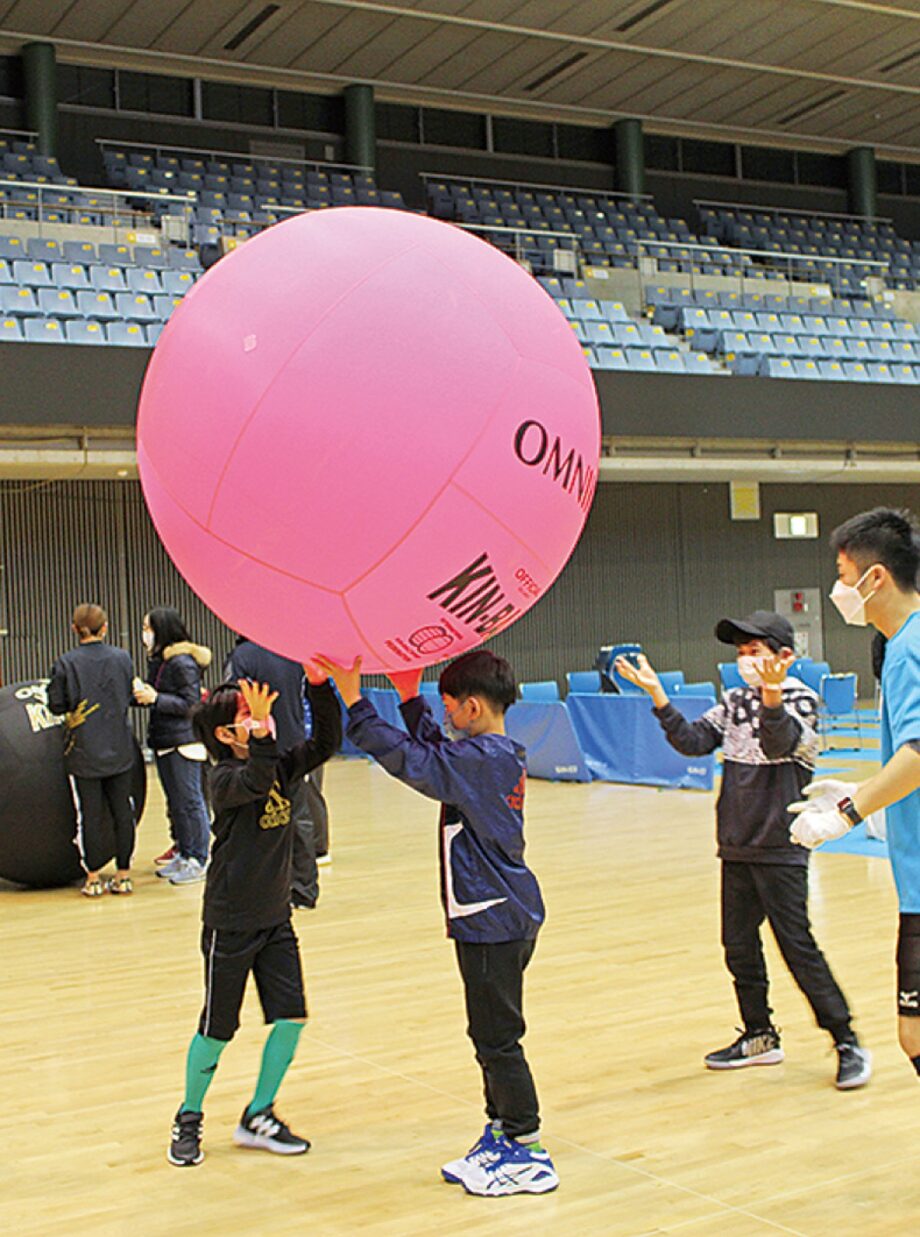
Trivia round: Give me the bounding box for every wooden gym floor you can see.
[2,750,916,1237]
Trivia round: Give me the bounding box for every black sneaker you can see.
[168,1108,204,1167]
[233,1104,310,1155]
[835,1042,872,1090]
[705,1027,784,1069]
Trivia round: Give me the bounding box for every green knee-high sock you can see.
[181,1033,228,1113]
[247,1020,304,1116]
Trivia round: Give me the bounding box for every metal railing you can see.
[423,170,652,204]
[0,178,195,243]
[96,137,372,178]
[695,197,894,226]
[455,220,580,273]
[636,237,889,303]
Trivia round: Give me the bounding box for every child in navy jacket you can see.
[316,649,557,1198]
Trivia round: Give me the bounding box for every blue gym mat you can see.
[819,822,889,859]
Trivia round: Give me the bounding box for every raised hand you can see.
[387,667,424,702]
[759,650,796,689]
[302,659,329,686]
[615,653,667,706]
[314,655,363,707]
[239,679,279,724]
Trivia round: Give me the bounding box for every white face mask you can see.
[737,654,766,688]
[829,565,880,627]
[142,629,155,651]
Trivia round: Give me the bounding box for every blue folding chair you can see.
[718,661,745,690]
[818,672,861,749]
[565,670,600,694]
[519,681,560,703]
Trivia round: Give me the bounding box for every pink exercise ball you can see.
[137,207,599,672]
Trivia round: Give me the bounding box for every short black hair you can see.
[830,507,920,592]
[438,649,517,713]
[191,682,242,760]
[146,606,192,655]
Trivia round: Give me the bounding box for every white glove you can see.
[793,779,858,814]
[789,807,851,850]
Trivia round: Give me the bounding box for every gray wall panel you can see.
[3,479,920,702]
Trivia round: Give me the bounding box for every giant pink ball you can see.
[137,207,599,672]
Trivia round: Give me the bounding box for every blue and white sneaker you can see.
[441,1123,501,1184]
[461,1133,559,1196]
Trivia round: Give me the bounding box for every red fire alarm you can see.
[792,591,806,613]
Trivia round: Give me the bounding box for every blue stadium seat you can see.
[0,316,23,340]
[134,245,169,268]
[98,243,136,267]
[13,260,52,287]
[23,317,65,343]
[26,238,62,263]
[107,321,149,346]
[585,320,616,346]
[50,262,91,290]
[819,360,847,380]
[0,258,12,284]
[76,291,119,321]
[65,319,107,345]
[571,298,606,321]
[867,362,895,382]
[90,266,128,292]
[0,236,26,261]
[625,347,657,371]
[655,350,686,373]
[762,356,796,378]
[843,361,871,381]
[126,268,163,295]
[161,270,196,295]
[794,359,822,379]
[37,288,81,319]
[683,352,713,374]
[594,346,630,370]
[1,286,41,316]
[115,293,158,323]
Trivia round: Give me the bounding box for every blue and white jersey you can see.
[346,695,544,944]
[881,610,920,912]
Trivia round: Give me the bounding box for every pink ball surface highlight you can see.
[137,207,599,672]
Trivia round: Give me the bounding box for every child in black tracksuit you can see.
[616,610,871,1091]
[48,602,137,897]
[167,670,340,1169]
[316,648,558,1199]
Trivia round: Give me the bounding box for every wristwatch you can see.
[836,796,863,828]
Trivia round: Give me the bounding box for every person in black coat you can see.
[224,636,327,908]
[48,602,137,897]
[134,607,212,885]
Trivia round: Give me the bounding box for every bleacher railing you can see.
[636,238,888,301]
[457,220,580,273]
[694,197,894,226]
[0,178,195,243]
[422,170,652,204]
[96,137,373,180]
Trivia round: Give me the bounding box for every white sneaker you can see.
[441,1124,501,1184]
[169,857,206,885]
[156,855,184,879]
[460,1134,559,1196]
[316,853,332,867]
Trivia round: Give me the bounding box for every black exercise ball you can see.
[0,680,147,888]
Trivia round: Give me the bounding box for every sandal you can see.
[81,879,105,898]
[107,876,133,895]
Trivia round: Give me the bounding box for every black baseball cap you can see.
[715,610,795,652]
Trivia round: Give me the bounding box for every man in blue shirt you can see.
[789,508,920,1081]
